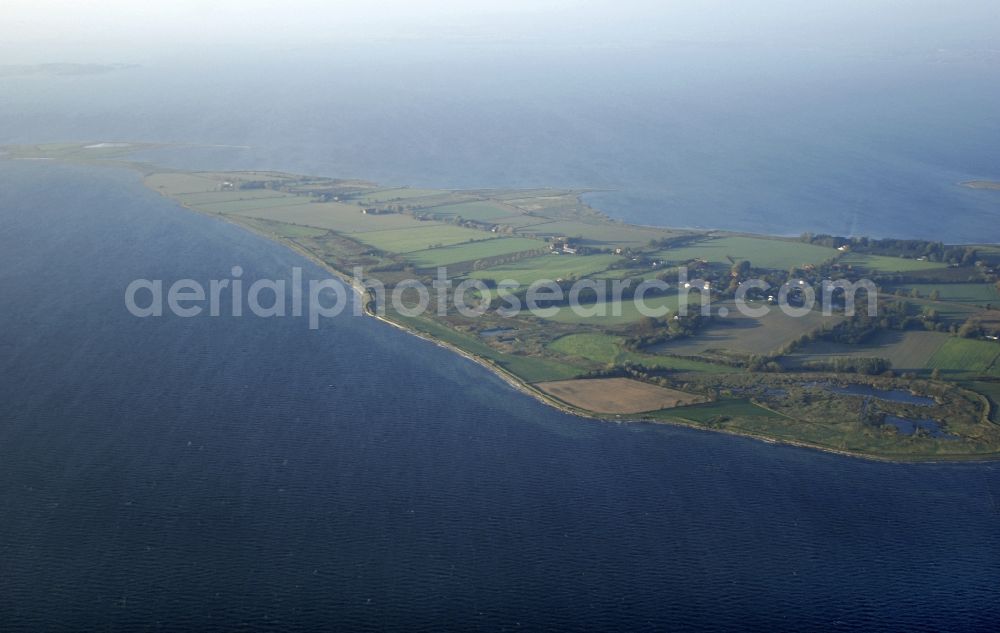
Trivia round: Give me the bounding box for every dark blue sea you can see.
[1,160,999,631]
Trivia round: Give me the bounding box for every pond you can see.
[883,415,956,439]
[805,382,936,406]
[479,327,517,338]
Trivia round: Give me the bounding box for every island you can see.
[7,141,1000,461]
[961,180,1000,191]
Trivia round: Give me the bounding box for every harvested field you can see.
[535,377,704,413]
[649,306,842,356]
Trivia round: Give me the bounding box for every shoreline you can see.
[7,144,1000,463]
[176,198,1000,464]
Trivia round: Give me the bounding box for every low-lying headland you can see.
[961,180,1000,191]
[7,141,1000,461]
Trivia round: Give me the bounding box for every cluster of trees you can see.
[801,357,892,375]
[800,233,978,265]
[240,179,289,190]
[646,235,703,250]
[894,287,944,300]
[579,362,713,397]
[471,248,548,273]
[624,314,709,349]
[957,317,1000,339]
[818,300,940,344]
[746,355,783,372]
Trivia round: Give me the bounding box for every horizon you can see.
[3,1,1000,62]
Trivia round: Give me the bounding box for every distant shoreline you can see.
[960,180,1000,191]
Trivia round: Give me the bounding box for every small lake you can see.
[806,382,936,406]
[884,416,956,439]
[479,327,517,338]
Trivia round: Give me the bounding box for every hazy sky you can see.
[2,0,999,62]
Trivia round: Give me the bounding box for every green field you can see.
[174,189,290,205]
[656,236,838,270]
[654,399,783,423]
[146,172,222,194]
[927,338,1000,376]
[965,381,1000,421]
[548,333,734,373]
[890,283,1000,305]
[424,200,521,221]
[354,187,449,204]
[840,253,948,273]
[224,201,429,233]
[194,195,312,213]
[544,294,684,326]
[353,224,499,253]
[516,220,675,247]
[404,237,545,267]
[263,221,330,238]
[788,330,949,371]
[974,245,1000,266]
[907,297,981,325]
[470,253,619,285]
[489,215,557,229]
[592,268,665,281]
[501,192,577,208]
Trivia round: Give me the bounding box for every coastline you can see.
[175,197,1000,464]
[6,143,1000,463]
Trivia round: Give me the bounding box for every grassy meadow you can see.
[468,254,620,285]
[656,236,837,270]
[927,338,1000,377]
[840,253,949,273]
[787,330,949,372]
[547,333,734,374]
[404,237,545,268]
